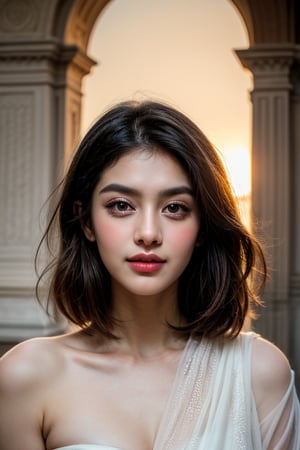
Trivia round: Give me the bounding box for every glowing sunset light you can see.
[221,147,251,198]
[81,0,252,225]
[220,146,251,226]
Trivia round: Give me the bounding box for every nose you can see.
[134,208,162,247]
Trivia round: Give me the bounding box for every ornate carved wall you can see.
[0,0,96,349]
[0,0,299,389]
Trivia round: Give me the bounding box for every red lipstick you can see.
[127,253,166,273]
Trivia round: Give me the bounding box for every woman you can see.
[0,101,299,450]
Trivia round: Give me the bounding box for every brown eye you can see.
[105,199,135,216]
[167,203,181,213]
[163,202,190,219]
[116,201,130,211]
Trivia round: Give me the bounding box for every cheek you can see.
[96,221,118,240]
[93,218,130,249]
[168,224,199,255]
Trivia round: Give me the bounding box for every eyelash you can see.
[105,199,191,219]
[163,202,191,218]
[105,199,135,216]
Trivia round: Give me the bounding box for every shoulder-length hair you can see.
[36,100,267,339]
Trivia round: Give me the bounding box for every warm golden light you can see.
[221,147,251,227]
[81,0,252,226]
[222,147,251,198]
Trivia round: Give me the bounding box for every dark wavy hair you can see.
[36,100,267,339]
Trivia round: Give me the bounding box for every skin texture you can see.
[83,149,200,309]
[0,149,292,450]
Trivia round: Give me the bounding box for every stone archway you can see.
[0,0,299,390]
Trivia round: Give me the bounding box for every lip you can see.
[127,253,166,273]
[127,253,165,262]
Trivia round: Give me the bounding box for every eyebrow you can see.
[99,183,194,198]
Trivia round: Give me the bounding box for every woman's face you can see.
[83,149,200,299]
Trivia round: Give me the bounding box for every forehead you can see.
[98,148,191,187]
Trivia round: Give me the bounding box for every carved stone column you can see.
[236,45,297,368]
[290,50,300,389]
[0,38,95,347]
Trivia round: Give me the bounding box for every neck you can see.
[109,287,186,358]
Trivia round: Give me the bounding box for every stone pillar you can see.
[236,45,298,379]
[290,51,300,389]
[0,39,95,348]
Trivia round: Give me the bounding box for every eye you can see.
[166,203,181,213]
[163,202,190,218]
[105,199,135,216]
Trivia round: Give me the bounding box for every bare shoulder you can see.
[0,336,69,449]
[251,335,292,420]
[0,335,65,393]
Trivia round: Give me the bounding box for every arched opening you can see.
[79,0,252,224]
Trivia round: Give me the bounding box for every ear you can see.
[73,201,96,242]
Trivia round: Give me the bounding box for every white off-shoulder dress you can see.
[54,333,300,450]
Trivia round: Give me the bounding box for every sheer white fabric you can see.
[153,333,300,450]
[54,333,300,450]
[259,370,299,449]
[54,446,123,450]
